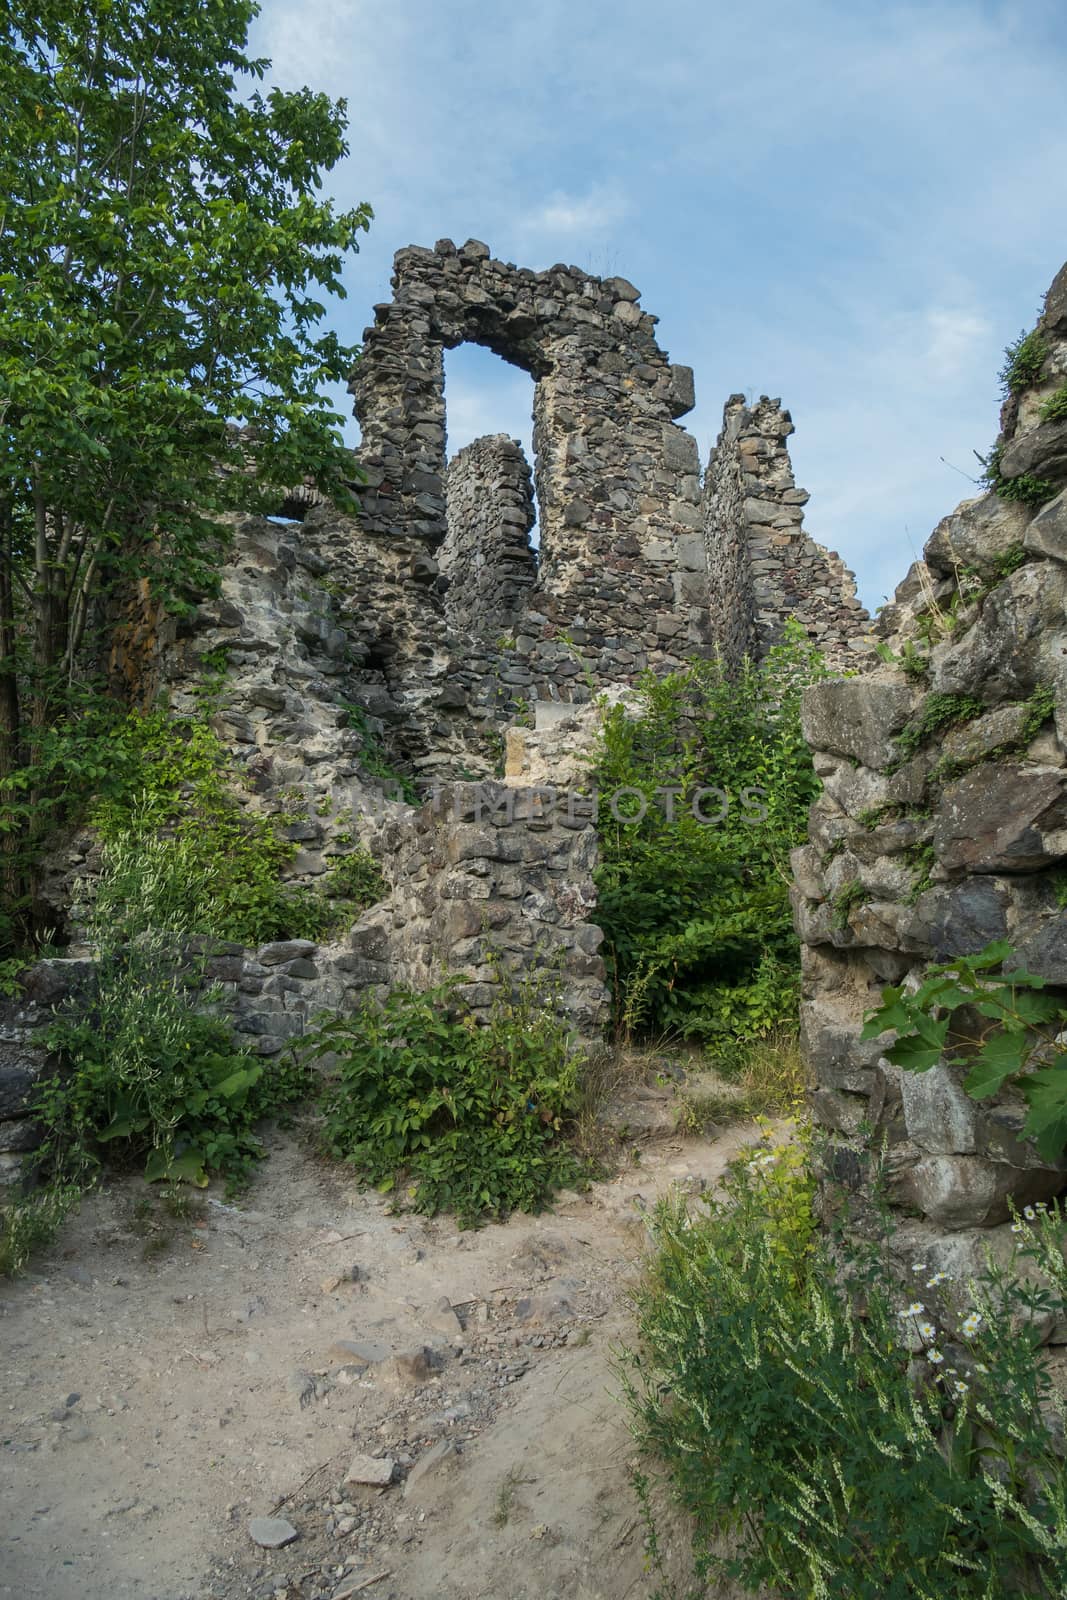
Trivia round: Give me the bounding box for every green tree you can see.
[0,0,371,937]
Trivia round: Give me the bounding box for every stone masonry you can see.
[793,259,1067,1274]
[703,395,872,671]
[440,434,538,642]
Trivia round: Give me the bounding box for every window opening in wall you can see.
[443,343,540,553]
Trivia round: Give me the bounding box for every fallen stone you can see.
[325,1340,371,1368]
[425,1297,463,1340]
[248,1516,299,1549]
[403,1439,459,1500]
[344,1454,395,1488]
[380,1345,442,1388]
[514,1287,575,1326]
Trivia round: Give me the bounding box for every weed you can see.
[0,1183,80,1276]
[493,1466,534,1527]
[1000,328,1049,397]
[623,1131,1067,1596]
[593,623,825,1042]
[1039,383,1067,425]
[831,878,866,930]
[307,969,585,1227]
[892,692,985,765]
[863,938,1067,1161]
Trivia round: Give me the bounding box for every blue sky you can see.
[251,0,1067,610]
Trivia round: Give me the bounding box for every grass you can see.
[675,1030,808,1133]
[492,1465,535,1528]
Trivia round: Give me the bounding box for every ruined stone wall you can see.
[349,239,710,702]
[794,260,1067,1268]
[703,395,871,671]
[440,434,537,641]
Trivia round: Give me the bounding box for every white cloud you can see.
[922,308,994,383]
[521,186,630,240]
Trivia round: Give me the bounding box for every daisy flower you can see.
[898,1302,925,1319]
[961,1312,982,1339]
[927,1348,945,1365]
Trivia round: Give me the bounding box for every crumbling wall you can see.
[349,238,710,702]
[793,259,1067,1268]
[440,434,537,640]
[703,395,871,671]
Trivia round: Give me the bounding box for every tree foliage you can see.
[0,0,371,938]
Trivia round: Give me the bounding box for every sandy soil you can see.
[0,1095,757,1600]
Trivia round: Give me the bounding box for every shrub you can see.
[37,930,310,1195]
[623,1131,1067,1597]
[592,625,825,1041]
[307,973,584,1227]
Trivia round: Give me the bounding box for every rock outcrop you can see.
[794,259,1067,1268]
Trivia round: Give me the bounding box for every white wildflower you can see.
[952,1379,969,1399]
[917,1321,937,1342]
[1024,1206,1037,1221]
[912,1263,928,1274]
[899,1302,925,1318]
[1011,1223,1024,1234]
[961,1312,982,1339]
[925,1272,949,1289]
[928,1348,945,1365]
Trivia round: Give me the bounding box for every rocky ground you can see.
[0,1078,757,1600]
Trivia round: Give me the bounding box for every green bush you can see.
[592,625,825,1041]
[37,930,309,1196]
[307,974,584,1227]
[623,1129,1067,1597]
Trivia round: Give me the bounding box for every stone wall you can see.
[703,395,871,671]
[793,259,1067,1265]
[349,239,711,702]
[440,434,538,641]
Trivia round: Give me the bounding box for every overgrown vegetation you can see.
[980,442,1058,510]
[592,625,825,1042]
[864,938,1067,1162]
[0,914,312,1272]
[625,1127,1067,1597]
[38,930,309,1194]
[1000,329,1049,397]
[80,706,385,946]
[892,691,985,765]
[1039,384,1067,425]
[306,970,585,1227]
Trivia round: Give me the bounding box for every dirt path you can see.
[0,1112,754,1600]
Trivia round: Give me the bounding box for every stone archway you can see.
[348,239,713,693]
